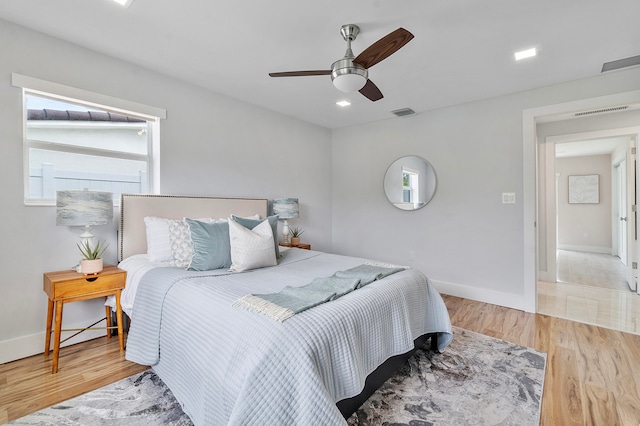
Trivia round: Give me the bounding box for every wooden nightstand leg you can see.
[44,298,54,356]
[52,301,64,374]
[105,304,112,340]
[115,290,124,351]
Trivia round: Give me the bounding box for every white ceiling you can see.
[556,137,630,158]
[1,0,639,129]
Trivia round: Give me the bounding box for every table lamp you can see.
[272,198,299,244]
[56,189,114,245]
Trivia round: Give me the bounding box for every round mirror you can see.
[383,156,437,210]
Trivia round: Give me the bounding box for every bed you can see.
[114,194,453,425]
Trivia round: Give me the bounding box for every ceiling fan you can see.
[269,24,414,102]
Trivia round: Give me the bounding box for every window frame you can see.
[13,74,165,206]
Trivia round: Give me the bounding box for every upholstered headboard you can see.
[118,194,269,261]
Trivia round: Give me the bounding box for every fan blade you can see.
[269,70,331,77]
[359,79,383,101]
[353,28,414,69]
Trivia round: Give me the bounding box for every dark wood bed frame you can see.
[117,194,440,420]
[337,333,438,418]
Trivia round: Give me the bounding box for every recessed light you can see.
[112,0,134,7]
[336,100,351,107]
[515,47,537,61]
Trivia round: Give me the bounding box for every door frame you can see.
[541,130,636,287]
[615,157,627,264]
[629,135,639,293]
[522,89,640,313]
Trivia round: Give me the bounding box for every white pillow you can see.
[228,218,277,272]
[144,217,173,263]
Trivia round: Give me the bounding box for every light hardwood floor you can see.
[2,295,640,424]
[0,336,148,423]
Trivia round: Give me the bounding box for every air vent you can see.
[391,108,416,117]
[602,55,640,73]
[574,106,629,117]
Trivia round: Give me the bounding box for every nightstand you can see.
[43,265,126,373]
[279,242,311,250]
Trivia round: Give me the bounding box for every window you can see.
[402,167,420,204]
[13,74,165,205]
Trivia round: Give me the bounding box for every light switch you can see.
[502,192,516,204]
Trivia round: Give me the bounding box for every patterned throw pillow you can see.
[168,219,194,269]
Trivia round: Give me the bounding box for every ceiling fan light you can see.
[332,74,367,92]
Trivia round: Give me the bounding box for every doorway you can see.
[550,134,635,293]
[537,129,640,334]
[522,91,640,335]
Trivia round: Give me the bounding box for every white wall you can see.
[556,155,612,252]
[331,66,640,310]
[0,18,332,363]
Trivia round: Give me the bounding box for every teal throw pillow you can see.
[185,219,231,271]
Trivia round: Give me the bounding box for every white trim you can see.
[18,80,161,204]
[546,126,640,145]
[522,108,538,313]
[0,323,105,365]
[27,139,149,162]
[538,143,557,283]
[11,73,166,120]
[523,89,640,314]
[432,279,524,311]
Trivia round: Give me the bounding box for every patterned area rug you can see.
[10,327,546,426]
[348,328,546,425]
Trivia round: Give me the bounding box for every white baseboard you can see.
[558,244,612,255]
[0,326,106,365]
[432,279,525,311]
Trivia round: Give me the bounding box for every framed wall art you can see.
[568,174,599,204]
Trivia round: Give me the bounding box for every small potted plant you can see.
[289,227,304,246]
[77,240,109,275]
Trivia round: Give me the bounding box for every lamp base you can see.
[282,219,290,244]
[79,226,95,246]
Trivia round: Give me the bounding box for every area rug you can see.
[9,327,546,425]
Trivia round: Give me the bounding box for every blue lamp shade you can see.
[272,198,299,219]
[56,190,113,227]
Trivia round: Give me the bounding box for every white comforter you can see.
[123,249,453,425]
[105,254,172,316]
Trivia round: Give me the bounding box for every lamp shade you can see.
[272,198,299,219]
[332,73,367,92]
[56,190,113,227]
[331,58,368,93]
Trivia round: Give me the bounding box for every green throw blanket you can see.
[233,263,406,322]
